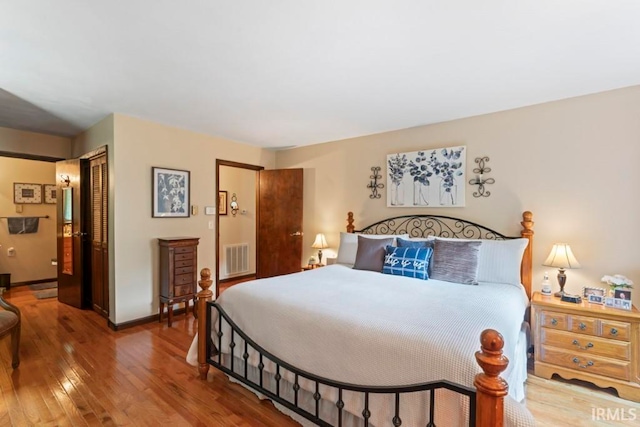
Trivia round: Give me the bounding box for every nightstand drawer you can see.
[174,273,193,285]
[540,345,630,381]
[570,315,597,336]
[600,319,631,342]
[540,311,568,330]
[541,328,631,360]
[175,259,192,268]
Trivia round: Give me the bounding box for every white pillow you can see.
[336,232,408,266]
[435,237,529,286]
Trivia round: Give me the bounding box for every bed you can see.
[188,211,536,427]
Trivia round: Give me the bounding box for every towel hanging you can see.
[7,217,40,234]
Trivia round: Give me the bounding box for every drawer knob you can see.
[572,339,594,350]
[578,322,587,330]
[610,328,618,336]
[551,318,558,326]
[572,357,594,369]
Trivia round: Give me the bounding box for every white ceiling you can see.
[1,1,639,148]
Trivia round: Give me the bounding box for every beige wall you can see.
[112,114,275,323]
[219,166,257,279]
[0,126,71,159]
[276,85,640,307]
[0,157,57,283]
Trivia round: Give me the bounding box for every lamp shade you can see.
[543,243,581,269]
[311,233,329,249]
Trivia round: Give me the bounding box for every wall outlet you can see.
[208,221,214,229]
[7,247,16,257]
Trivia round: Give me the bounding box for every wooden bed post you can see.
[520,211,534,299]
[347,211,355,233]
[197,268,213,380]
[474,329,509,427]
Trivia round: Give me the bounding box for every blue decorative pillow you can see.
[397,237,434,249]
[382,246,433,280]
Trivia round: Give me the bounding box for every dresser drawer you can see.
[174,259,193,268]
[541,328,630,360]
[174,273,193,286]
[174,246,194,254]
[174,252,194,261]
[175,266,194,275]
[600,319,631,342]
[540,311,568,330]
[540,345,630,381]
[570,315,597,336]
[174,284,194,297]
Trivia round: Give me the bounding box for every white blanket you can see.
[187,265,533,426]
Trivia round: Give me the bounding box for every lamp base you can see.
[553,268,567,298]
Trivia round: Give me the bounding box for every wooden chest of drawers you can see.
[532,292,640,401]
[158,237,200,327]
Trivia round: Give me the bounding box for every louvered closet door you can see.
[90,155,109,317]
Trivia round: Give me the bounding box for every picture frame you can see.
[587,294,604,305]
[605,297,615,308]
[218,191,228,215]
[152,167,190,218]
[582,286,605,298]
[44,184,57,204]
[13,183,42,204]
[621,300,632,311]
[614,289,631,302]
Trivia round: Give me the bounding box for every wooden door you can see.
[257,169,304,278]
[90,155,109,317]
[56,159,86,308]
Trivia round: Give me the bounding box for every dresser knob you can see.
[572,357,594,369]
[572,339,594,350]
[578,322,587,330]
[551,318,558,326]
[610,328,618,336]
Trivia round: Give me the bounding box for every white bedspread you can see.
[187,264,533,426]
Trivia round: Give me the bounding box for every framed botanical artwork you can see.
[14,183,42,204]
[44,184,57,204]
[387,146,466,207]
[218,191,228,215]
[152,167,190,218]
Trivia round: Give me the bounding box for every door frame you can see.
[215,159,264,296]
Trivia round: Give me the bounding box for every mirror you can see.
[62,188,73,275]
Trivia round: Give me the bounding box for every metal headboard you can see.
[353,214,515,240]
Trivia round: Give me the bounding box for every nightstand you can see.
[302,264,324,271]
[531,291,640,401]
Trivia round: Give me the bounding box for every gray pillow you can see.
[431,240,481,285]
[353,236,394,272]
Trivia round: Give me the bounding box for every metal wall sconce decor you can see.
[367,166,384,199]
[230,193,239,216]
[60,174,71,187]
[468,157,495,197]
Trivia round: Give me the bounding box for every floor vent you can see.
[224,243,249,276]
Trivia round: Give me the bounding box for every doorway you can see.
[56,148,109,317]
[215,161,304,296]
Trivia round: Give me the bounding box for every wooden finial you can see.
[197,268,214,379]
[521,211,534,236]
[474,329,509,427]
[347,212,355,233]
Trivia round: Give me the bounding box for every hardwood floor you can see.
[1,285,638,426]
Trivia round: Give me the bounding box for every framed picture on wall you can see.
[152,167,190,218]
[13,183,43,204]
[219,191,228,215]
[44,184,57,204]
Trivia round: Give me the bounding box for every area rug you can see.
[29,282,58,299]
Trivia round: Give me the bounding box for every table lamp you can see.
[543,243,581,297]
[311,233,329,266]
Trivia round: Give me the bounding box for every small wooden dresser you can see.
[532,291,640,401]
[158,237,199,327]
